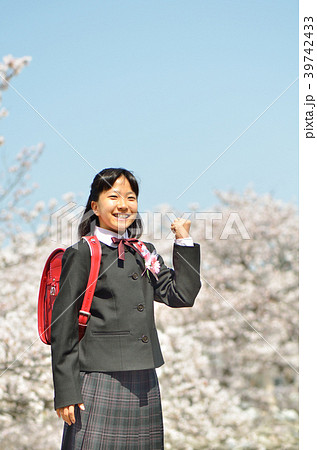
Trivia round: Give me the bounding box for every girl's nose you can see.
[117,197,128,209]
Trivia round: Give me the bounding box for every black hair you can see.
[78,168,143,239]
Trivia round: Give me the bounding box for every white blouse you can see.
[94,226,194,247]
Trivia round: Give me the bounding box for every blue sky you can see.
[1,0,298,213]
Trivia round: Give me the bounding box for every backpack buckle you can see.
[79,310,91,321]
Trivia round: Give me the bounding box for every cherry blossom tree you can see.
[0,54,62,449]
[153,190,298,449]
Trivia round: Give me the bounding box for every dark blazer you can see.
[51,239,201,410]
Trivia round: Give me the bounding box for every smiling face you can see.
[91,175,138,234]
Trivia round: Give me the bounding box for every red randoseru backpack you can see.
[37,236,102,345]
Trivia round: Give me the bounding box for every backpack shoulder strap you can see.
[78,235,102,340]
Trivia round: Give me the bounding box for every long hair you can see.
[78,168,143,239]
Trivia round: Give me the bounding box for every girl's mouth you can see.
[113,214,130,219]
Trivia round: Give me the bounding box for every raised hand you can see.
[170,218,191,239]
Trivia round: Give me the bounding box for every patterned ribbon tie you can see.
[111,237,143,261]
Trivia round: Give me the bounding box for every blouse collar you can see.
[94,225,129,247]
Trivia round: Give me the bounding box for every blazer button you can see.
[141,335,149,343]
[137,304,144,312]
[132,272,139,280]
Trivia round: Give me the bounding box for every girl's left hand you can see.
[171,218,191,239]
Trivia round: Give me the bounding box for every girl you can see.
[51,167,201,449]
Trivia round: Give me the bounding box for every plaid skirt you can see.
[61,369,164,450]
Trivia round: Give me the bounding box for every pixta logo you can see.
[50,202,95,247]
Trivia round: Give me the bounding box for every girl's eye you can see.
[128,197,136,201]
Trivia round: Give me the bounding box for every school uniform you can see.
[51,226,201,449]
